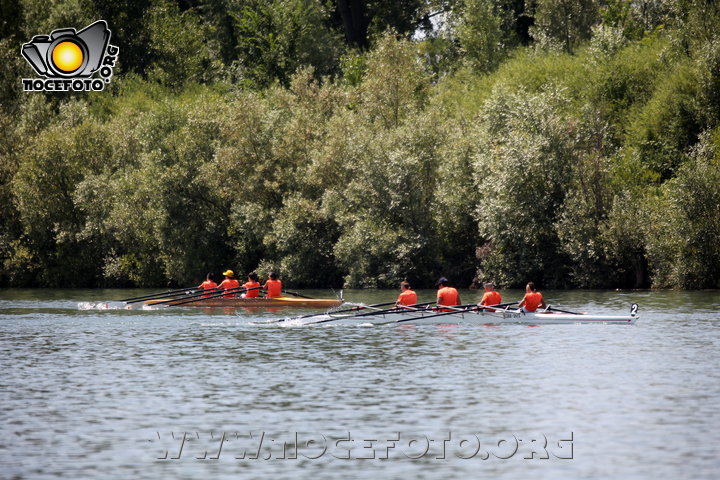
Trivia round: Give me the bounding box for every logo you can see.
[21,20,119,92]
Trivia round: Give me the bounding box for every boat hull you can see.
[145,296,343,309]
[288,309,638,326]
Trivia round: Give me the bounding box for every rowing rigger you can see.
[267,303,640,326]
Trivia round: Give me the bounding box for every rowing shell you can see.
[283,308,638,326]
[144,296,343,309]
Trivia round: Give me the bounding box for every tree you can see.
[472,86,575,287]
[361,34,428,128]
[455,0,508,72]
[643,130,720,288]
[334,0,455,49]
[531,0,600,53]
[231,0,344,87]
[146,0,220,87]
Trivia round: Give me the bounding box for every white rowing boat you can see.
[276,304,639,326]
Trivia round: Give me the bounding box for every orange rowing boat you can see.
[144,296,343,308]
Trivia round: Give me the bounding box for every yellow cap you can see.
[222,270,234,277]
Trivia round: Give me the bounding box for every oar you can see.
[303,301,519,327]
[334,302,517,325]
[546,306,583,315]
[142,286,233,306]
[393,302,517,324]
[395,306,480,324]
[85,286,208,309]
[475,301,519,311]
[281,289,314,299]
[305,301,514,325]
[353,301,517,325]
[146,285,258,307]
[303,301,438,325]
[167,285,264,306]
[125,288,216,304]
[348,301,437,318]
[262,301,400,325]
[117,287,200,303]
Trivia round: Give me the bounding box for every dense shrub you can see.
[1,2,719,289]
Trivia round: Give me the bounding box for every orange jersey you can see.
[198,280,218,298]
[480,290,502,307]
[243,281,261,298]
[522,291,544,312]
[264,279,282,298]
[396,289,418,307]
[437,286,460,310]
[219,278,240,297]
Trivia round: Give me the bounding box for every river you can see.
[1,288,718,479]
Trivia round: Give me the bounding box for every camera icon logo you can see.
[21,20,119,92]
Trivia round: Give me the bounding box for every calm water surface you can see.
[1,288,719,479]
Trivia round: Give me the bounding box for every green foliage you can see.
[10,101,111,286]
[531,0,601,53]
[230,0,344,87]
[600,189,650,287]
[19,0,96,40]
[455,0,509,72]
[472,86,575,287]
[146,0,220,87]
[327,113,445,287]
[695,38,720,129]
[554,109,617,287]
[643,131,720,288]
[1,1,719,289]
[361,34,428,128]
[265,194,342,286]
[624,59,701,180]
[587,34,671,129]
[599,0,669,40]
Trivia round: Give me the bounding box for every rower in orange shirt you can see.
[198,273,218,298]
[242,272,261,298]
[219,270,240,297]
[396,281,417,308]
[518,281,547,312]
[436,277,461,311]
[478,281,502,310]
[263,272,282,298]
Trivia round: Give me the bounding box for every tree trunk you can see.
[336,0,369,48]
[633,253,649,288]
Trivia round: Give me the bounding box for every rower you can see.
[198,273,218,298]
[219,270,240,297]
[436,277,460,311]
[263,272,282,298]
[242,272,261,298]
[478,281,502,310]
[518,281,547,313]
[396,281,417,308]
